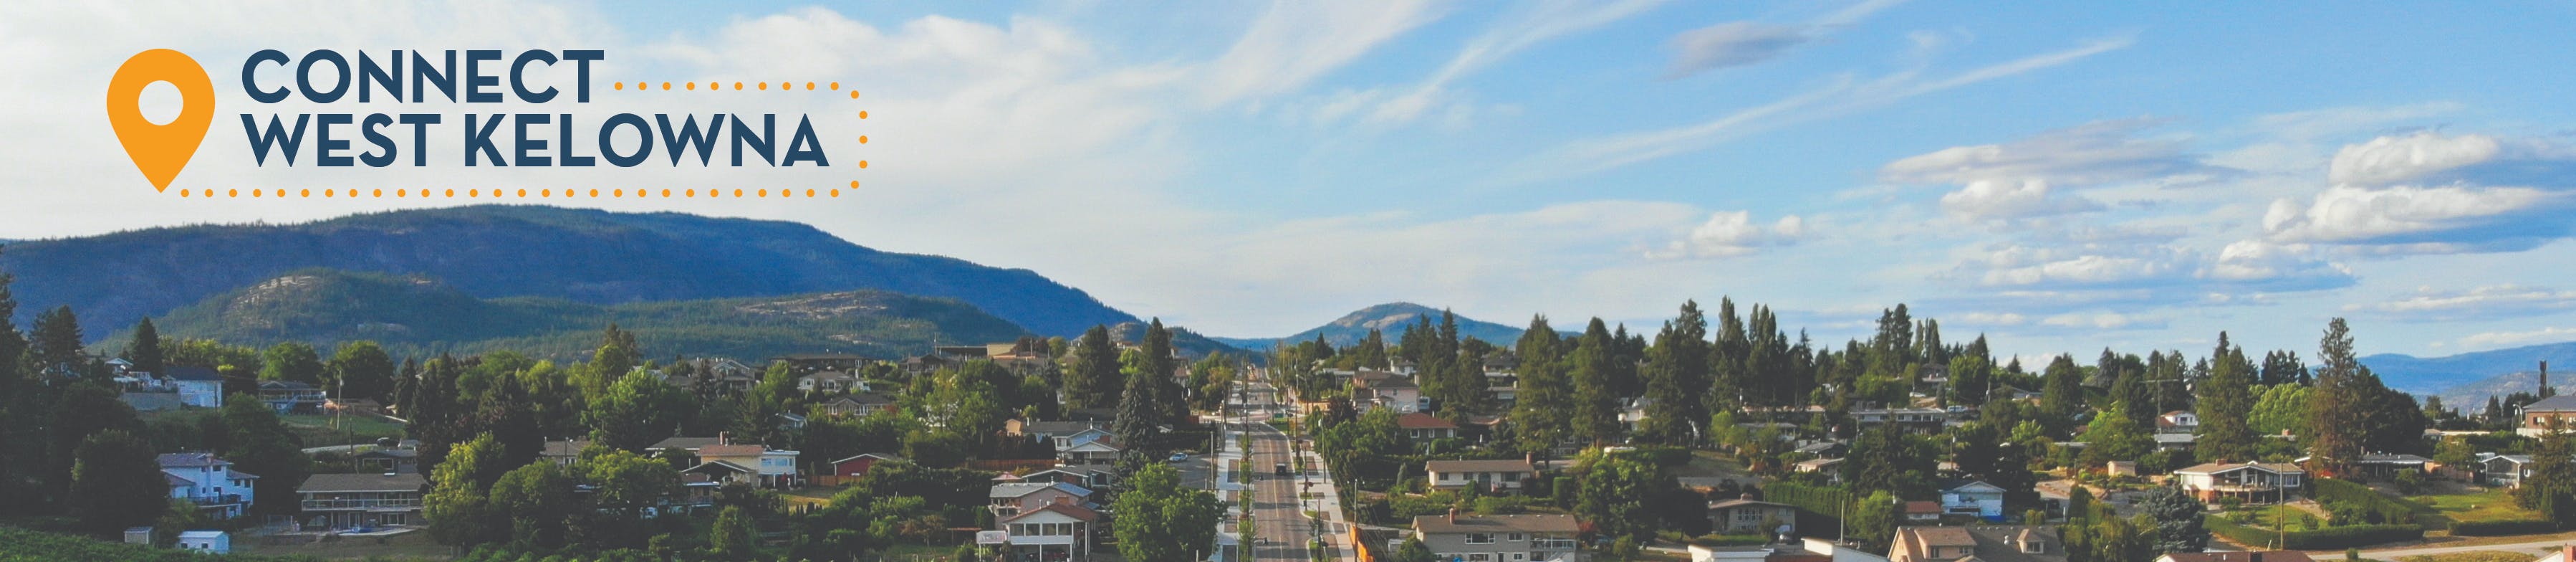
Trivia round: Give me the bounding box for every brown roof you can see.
[2161,552,2316,562]
[2174,462,2304,475]
[1709,498,1793,510]
[1396,413,1458,429]
[697,444,769,457]
[1412,514,1577,535]
[1425,459,1534,473]
[1905,526,1976,547]
[1903,500,1942,515]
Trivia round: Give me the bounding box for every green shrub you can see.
[2312,478,2415,525]
[2449,518,2559,536]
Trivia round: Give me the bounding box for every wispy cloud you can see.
[1509,35,2134,184]
[1200,0,1449,105]
[2459,326,2576,351]
[2348,285,2576,322]
[1663,0,1907,78]
[1363,0,1673,124]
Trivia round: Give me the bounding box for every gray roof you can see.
[989,482,1092,499]
[1413,514,1578,535]
[2527,395,2576,412]
[299,472,427,492]
[649,437,728,451]
[157,452,229,468]
[1425,459,1535,473]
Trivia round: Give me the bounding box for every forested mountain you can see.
[2363,340,2576,394]
[1104,320,1249,361]
[105,269,1030,361]
[1213,302,1529,349]
[0,205,1134,337]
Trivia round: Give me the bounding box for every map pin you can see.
[107,49,216,191]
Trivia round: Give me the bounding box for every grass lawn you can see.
[279,413,408,447]
[782,486,844,510]
[2407,488,2537,528]
[234,528,454,560]
[2399,553,2538,562]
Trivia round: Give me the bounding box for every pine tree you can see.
[1512,315,1571,455]
[1142,319,1186,424]
[1114,348,1161,457]
[1638,301,1710,444]
[2197,333,2259,462]
[2041,355,2086,434]
[28,305,82,375]
[127,318,163,376]
[1570,320,1621,444]
[1063,325,1122,410]
[2308,318,2366,477]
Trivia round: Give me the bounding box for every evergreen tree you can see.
[710,505,759,558]
[1638,301,1710,444]
[1708,298,1749,414]
[2516,424,2576,524]
[1512,315,1572,456]
[220,396,310,516]
[2197,333,2259,462]
[28,305,82,375]
[2041,355,2086,434]
[127,318,163,376]
[2308,319,2367,476]
[47,384,143,496]
[585,371,691,452]
[1062,325,1122,410]
[1143,319,1187,424]
[1569,320,1622,444]
[1114,348,1162,456]
[2140,485,2208,552]
[2261,351,2310,386]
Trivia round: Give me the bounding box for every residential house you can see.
[1793,457,1845,482]
[1054,429,1123,467]
[2154,552,2317,562]
[1707,495,1797,534]
[2522,395,2576,437]
[1017,466,1115,489]
[1399,413,1461,442]
[539,439,590,467]
[2153,433,2197,452]
[168,366,224,409]
[1355,371,1424,413]
[1851,407,1948,432]
[354,448,419,475]
[796,371,861,394]
[828,453,905,477]
[159,452,256,519]
[2173,462,2305,503]
[1620,398,1654,435]
[1012,420,1105,442]
[691,443,799,488]
[1691,538,1892,562]
[1413,511,1580,562]
[2482,454,2536,487]
[1889,526,2063,562]
[776,353,868,375]
[989,482,1093,518]
[647,436,731,455]
[256,380,325,414]
[298,472,427,530]
[819,393,898,417]
[1903,501,1942,523]
[997,503,1102,561]
[2156,411,2200,434]
[1426,458,1538,492]
[1940,480,2007,520]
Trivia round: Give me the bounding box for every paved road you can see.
[2358,539,2571,559]
[1239,381,1320,562]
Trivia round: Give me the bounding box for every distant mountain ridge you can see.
[109,269,1032,362]
[1213,302,1534,350]
[0,205,1135,337]
[2363,340,2576,394]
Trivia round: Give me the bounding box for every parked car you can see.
[1168,452,1190,462]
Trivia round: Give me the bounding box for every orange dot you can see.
[539,189,550,196]
[859,135,868,144]
[859,110,868,119]
[590,189,600,197]
[757,189,768,197]
[179,190,189,197]
[517,189,527,197]
[614,82,625,90]
[849,180,859,189]
[226,189,237,197]
[848,91,859,100]
[324,189,333,197]
[659,82,669,90]
[804,82,815,90]
[733,82,743,90]
[758,82,768,90]
[661,189,671,197]
[299,189,308,197]
[468,189,479,197]
[830,82,840,90]
[831,189,840,197]
[859,161,869,168]
[806,189,815,197]
[685,82,695,90]
[734,189,744,197]
[445,189,455,197]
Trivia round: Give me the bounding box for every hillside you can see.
[1213,302,1532,349]
[0,205,1134,337]
[111,269,1031,362]
[2363,340,2576,394]
[1103,320,1251,361]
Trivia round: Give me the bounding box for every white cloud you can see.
[1362,0,1671,125]
[1200,0,1448,105]
[1666,22,1810,77]
[1884,118,2211,221]
[1954,312,2029,326]
[2262,184,2565,251]
[2327,132,2504,186]
[1649,211,1807,259]
[2042,312,2158,330]
[2458,326,2576,351]
[2348,285,2576,321]
[1938,178,2103,219]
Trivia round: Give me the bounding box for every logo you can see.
[107,49,216,191]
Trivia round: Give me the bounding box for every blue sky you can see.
[5,1,2576,362]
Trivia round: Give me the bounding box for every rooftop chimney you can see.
[2544,361,2552,396]
[1741,493,1757,501]
[718,432,730,446]
[1448,508,1459,524]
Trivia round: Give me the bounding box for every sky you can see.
[4,1,2576,363]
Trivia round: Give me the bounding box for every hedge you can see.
[2206,515,2421,550]
[1763,482,1853,519]
[2449,518,2559,536]
[2312,478,2416,525]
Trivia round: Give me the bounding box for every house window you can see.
[1509,533,1524,541]
[1468,555,1491,562]
[1466,533,1496,544]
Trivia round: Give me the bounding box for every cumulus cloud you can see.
[2347,285,2576,321]
[1883,118,2218,221]
[2327,132,2505,186]
[2263,184,2568,252]
[1650,211,1807,259]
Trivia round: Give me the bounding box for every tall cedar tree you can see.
[1512,316,1571,455]
[29,305,82,375]
[2040,355,2087,435]
[1143,319,1187,424]
[1063,325,1122,410]
[1570,320,1623,444]
[1638,301,1710,444]
[128,318,163,376]
[1113,348,1161,456]
[1708,299,1749,414]
[2196,333,2259,462]
[2307,318,2367,477]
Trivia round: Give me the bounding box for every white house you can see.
[2174,462,2305,503]
[1425,458,1538,492]
[2156,411,2200,433]
[176,530,229,554]
[168,366,224,409]
[999,503,1101,561]
[158,452,256,519]
[691,443,800,488]
[1054,429,1123,466]
[1940,480,2007,520]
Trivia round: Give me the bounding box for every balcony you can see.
[302,497,423,511]
[1532,539,1578,550]
[185,495,244,507]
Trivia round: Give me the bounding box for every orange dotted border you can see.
[172,80,871,199]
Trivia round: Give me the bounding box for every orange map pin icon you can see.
[107,49,215,191]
